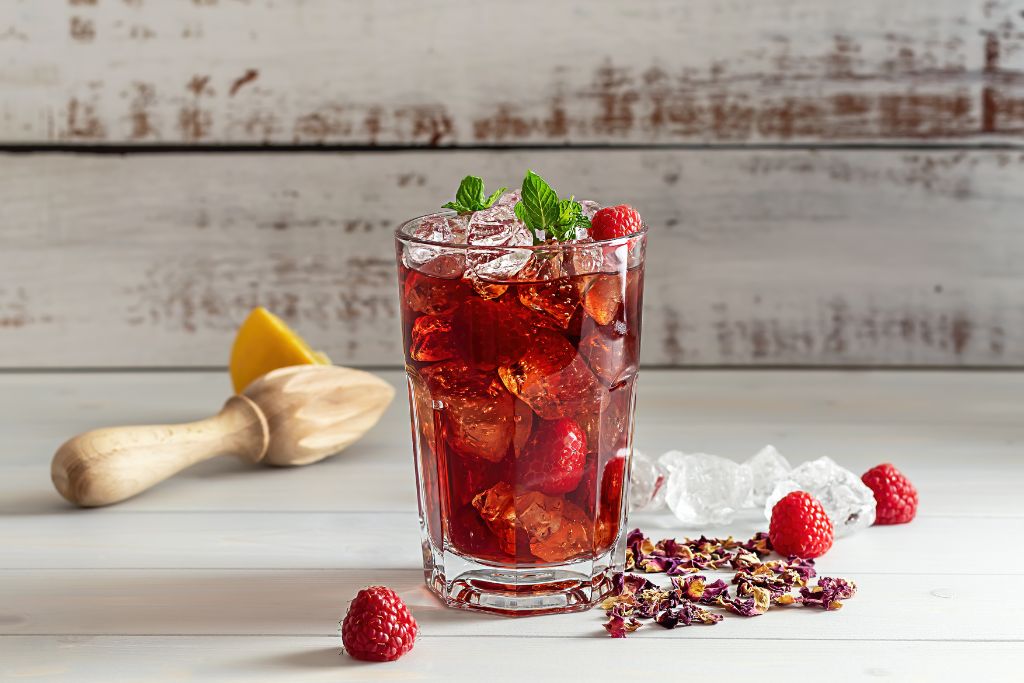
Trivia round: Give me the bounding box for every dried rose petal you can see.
[800,576,857,610]
[604,613,642,638]
[722,585,772,617]
[656,601,723,629]
[602,530,855,637]
[699,579,730,604]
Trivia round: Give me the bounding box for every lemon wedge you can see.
[229,307,330,393]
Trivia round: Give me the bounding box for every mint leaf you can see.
[516,170,561,237]
[442,175,506,213]
[456,176,483,209]
[557,198,580,226]
[442,199,469,212]
[513,201,529,224]
[483,187,505,208]
[515,171,589,242]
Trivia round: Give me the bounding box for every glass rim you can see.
[394,210,648,251]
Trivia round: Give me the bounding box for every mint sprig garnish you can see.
[442,175,506,214]
[514,170,590,242]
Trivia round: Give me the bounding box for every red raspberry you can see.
[520,418,587,494]
[600,455,626,513]
[769,491,834,558]
[341,586,418,662]
[590,205,643,240]
[862,463,918,525]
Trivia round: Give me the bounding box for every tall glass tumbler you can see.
[395,213,646,615]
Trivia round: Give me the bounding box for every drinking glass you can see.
[395,213,646,615]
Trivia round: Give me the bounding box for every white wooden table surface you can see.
[2,369,1022,681]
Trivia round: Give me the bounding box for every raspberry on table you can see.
[590,205,643,240]
[769,491,834,559]
[861,463,918,525]
[341,585,418,662]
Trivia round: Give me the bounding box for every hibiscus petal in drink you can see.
[422,360,515,463]
[498,328,605,420]
[404,270,468,315]
[580,320,638,387]
[580,274,624,326]
[410,315,456,362]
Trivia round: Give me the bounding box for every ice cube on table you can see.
[745,445,791,506]
[659,451,753,525]
[466,204,533,281]
[763,456,876,537]
[629,450,666,512]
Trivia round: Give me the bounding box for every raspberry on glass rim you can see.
[590,205,643,240]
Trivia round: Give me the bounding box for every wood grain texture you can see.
[2,567,1021,640]
[2,150,1023,367]
[3,512,1022,571]
[1,0,1023,145]
[3,371,1022,514]
[3,638,1021,682]
[1,369,1022,679]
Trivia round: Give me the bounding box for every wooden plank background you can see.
[1,0,1022,367]
[3,0,1024,145]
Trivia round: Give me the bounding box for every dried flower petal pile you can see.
[603,529,857,637]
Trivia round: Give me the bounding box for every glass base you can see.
[422,538,624,616]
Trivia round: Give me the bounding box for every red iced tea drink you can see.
[396,175,645,614]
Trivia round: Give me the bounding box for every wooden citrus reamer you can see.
[51,365,394,507]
